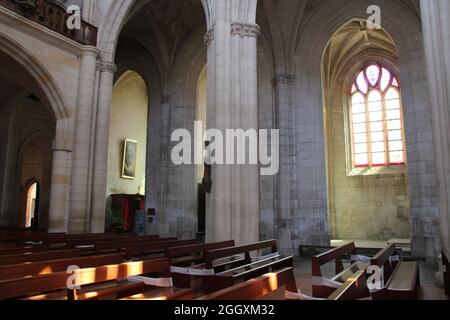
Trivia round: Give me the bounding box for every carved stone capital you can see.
[204,26,215,46]
[274,74,295,85]
[97,61,117,74]
[231,23,261,38]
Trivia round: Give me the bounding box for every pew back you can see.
[199,267,297,300]
[0,258,171,300]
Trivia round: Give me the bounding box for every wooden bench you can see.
[66,235,161,250]
[0,253,125,281]
[125,239,199,260]
[95,237,178,255]
[42,233,136,247]
[312,242,370,299]
[204,240,279,273]
[200,240,287,294]
[166,240,236,288]
[0,258,193,300]
[369,244,419,300]
[0,245,53,255]
[198,267,298,300]
[370,243,401,287]
[0,249,82,266]
[0,230,56,244]
[443,250,450,298]
[205,255,295,294]
[327,270,370,300]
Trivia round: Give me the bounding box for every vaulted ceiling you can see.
[116,0,206,80]
[322,19,397,88]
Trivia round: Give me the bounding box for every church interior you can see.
[0,0,449,301]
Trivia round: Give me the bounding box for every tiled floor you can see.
[292,258,447,300]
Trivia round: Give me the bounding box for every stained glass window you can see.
[349,65,406,167]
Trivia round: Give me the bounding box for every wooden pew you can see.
[0,249,81,266]
[166,240,236,288]
[327,270,370,300]
[0,258,192,301]
[198,267,298,300]
[369,244,419,300]
[66,235,161,250]
[0,230,51,244]
[312,242,370,298]
[19,233,66,246]
[443,251,450,298]
[95,237,178,255]
[126,239,199,260]
[0,254,125,281]
[43,233,136,247]
[205,256,295,294]
[370,244,400,283]
[199,240,286,294]
[204,240,279,273]
[0,245,53,256]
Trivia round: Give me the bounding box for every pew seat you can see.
[378,261,419,300]
[199,267,297,300]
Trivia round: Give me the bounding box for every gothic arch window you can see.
[349,64,405,168]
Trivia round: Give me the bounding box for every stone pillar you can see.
[274,74,295,253]
[420,0,450,258]
[48,129,72,233]
[68,46,98,234]
[90,60,117,233]
[205,1,260,245]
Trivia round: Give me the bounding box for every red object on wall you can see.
[110,194,145,233]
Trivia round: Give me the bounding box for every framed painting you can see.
[121,139,138,179]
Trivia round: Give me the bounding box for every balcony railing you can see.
[0,0,97,46]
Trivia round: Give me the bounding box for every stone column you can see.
[68,46,99,234]
[48,128,72,233]
[274,74,295,253]
[420,0,450,258]
[205,1,260,245]
[90,60,117,233]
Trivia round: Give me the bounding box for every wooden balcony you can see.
[0,0,97,46]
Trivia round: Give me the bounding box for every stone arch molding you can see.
[0,33,71,134]
[294,0,423,73]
